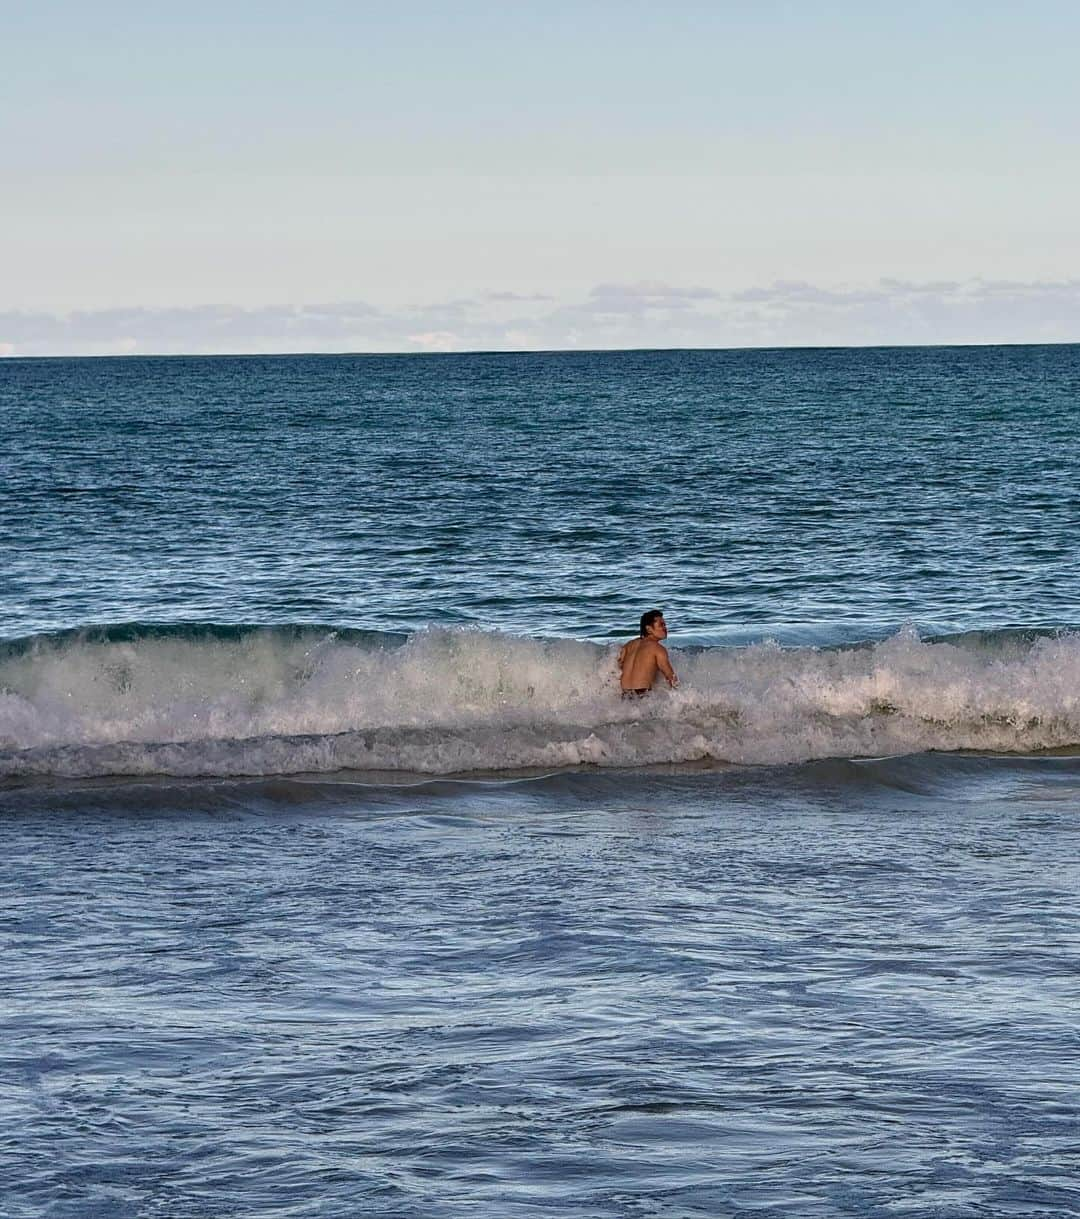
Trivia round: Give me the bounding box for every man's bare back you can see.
[618,610,678,695]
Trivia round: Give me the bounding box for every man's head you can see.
[640,609,667,639]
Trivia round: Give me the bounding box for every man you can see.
[618,609,678,697]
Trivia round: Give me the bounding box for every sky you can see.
[3,0,1079,355]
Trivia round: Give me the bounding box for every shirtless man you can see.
[618,609,678,697]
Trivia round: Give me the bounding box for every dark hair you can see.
[640,609,664,637]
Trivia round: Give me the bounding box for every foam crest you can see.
[2,625,1079,778]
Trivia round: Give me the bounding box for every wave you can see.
[1,623,1079,779]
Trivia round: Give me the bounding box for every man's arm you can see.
[656,643,678,688]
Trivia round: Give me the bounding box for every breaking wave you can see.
[2,623,1079,779]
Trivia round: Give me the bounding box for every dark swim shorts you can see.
[621,688,650,700]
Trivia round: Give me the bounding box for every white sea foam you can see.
[2,626,1079,778]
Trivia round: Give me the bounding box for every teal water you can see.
[2,347,1079,1216]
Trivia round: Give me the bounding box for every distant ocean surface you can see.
[3,347,1079,1217]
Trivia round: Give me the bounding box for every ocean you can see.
[2,345,1079,1217]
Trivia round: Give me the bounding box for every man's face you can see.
[647,616,668,640]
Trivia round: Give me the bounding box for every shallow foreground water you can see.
[4,758,1079,1217]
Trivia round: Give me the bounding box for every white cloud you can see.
[1,278,1078,356]
[730,278,1080,346]
[405,331,461,353]
[485,291,555,303]
[587,281,724,313]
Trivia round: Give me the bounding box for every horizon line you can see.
[4,337,1080,362]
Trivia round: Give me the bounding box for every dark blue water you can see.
[2,347,1079,1216]
[4,345,1078,642]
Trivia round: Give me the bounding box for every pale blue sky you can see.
[3,1,1079,352]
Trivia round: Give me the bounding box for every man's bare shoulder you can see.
[623,637,662,653]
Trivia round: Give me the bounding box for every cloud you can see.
[0,302,386,347]
[733,280,888,306]
[484,291,555,303]
[405,330,461,353]
[591,281,722,302]
[730,277,1080,346]
[2,277,1078,356]
[585,281,724,315]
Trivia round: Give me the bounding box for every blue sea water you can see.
[2,346,1079,1216]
